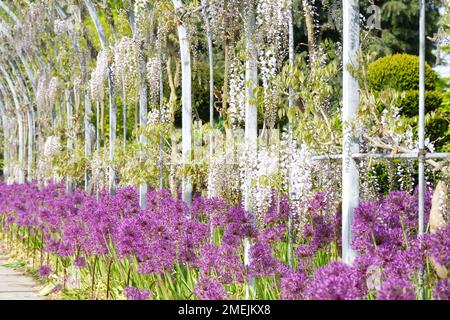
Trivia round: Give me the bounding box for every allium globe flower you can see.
[352,189,433,255]
[248,242,283,278]
[124,286,152,300]
[383,243,424,281]
[303,223,314,238]
[227,205,251,225]
[194,277,228,300]
[259,225,286,244]
[73,256,87,269]
[264,193,290,224]
[199,243,245,284]
[305,262,364,300]
[295,243,317,259]
[433,279,450,300]
[39,265,52,278]
[353,253,384,294]
[426,225,450,267]
[279,270,308,300]
[377,277,416,300]
[308,191,331,214]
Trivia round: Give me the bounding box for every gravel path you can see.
[0,249,45,300]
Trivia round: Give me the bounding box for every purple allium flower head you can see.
[124,286,152,300]
[248,242,283,278]
[279,269,308,300]
[433,279,450,300]
[310,215,334,248]
[308,191,330,214]
[74,256,87,268]
[353,253,384,294]
[426,225,450,267]
[199,243,245,284]
[57,241,75,257]
[194,277,228,300]
[383,244,424,281]
[377,277,416,300]
[39,265,52,278]
[303,223,314,239]
[305,262,364,300]
[259,225,286,244]
[191,196,206,217]
[295,243,317,259]
[264,192,290,225]
[352,189,433,256]
[222,223,243,247]
[227,205,251,225]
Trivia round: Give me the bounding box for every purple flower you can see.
[73,256,87,268]
[124,286,152,300]
[248,242,283,278]
[305,262,364,300]
[222,223,243,247]
[377,277,416,300]
[199,243,245,284]
[259,225,286,244]
[383,243,424,281]
[308,191,331,214]
[295,243,317,259]
[426,225,450,267]
[39,265,52,278]
[264,192,290,225]
[194,277,228,300]
[434,279,450,300]
[352,189,433,256]
[303,224,314,239]
[227,205,251,225]
[279,270,308,300]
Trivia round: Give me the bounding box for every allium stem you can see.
[40,233,44,267]
[126,264,131,287]
[91,256,98,294]
[106,258,113,299]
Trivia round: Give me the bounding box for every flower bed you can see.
[0,182,448,300]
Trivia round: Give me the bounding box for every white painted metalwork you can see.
[342,0,360,265]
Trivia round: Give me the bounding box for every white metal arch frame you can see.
[341,0,448,266]
[0,0,446,282]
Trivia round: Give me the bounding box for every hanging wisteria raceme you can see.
[146,56,161,104]
[288,142,314,233]
[112,36,139,95]
[256,0,289,129]
[147,105,171,127]
[228,56,246,128]
[47,77,59,107]
[35,76,48,112]
[207,152,228,198]
[90,50,109,103]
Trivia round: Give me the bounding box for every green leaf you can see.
[39,283,56,296]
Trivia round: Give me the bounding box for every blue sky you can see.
[434,52,450,79]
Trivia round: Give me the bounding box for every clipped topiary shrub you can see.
[398,90,443,117]
[426,114,449,151]
[367,54,448,151]
[367,53,438,92]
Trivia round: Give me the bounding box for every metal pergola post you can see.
[342,0,360,264]
[417,0,427,300]
[418,0,426,239]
